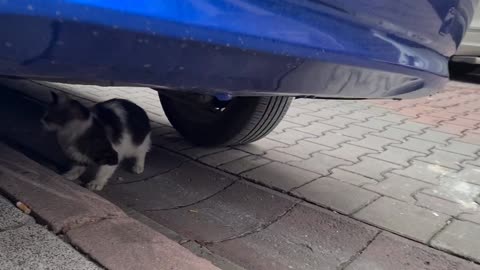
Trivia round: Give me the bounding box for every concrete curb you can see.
[0,143,219,270]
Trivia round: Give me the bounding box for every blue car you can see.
[0,0,477,145]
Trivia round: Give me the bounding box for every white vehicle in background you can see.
[451,6,480,76]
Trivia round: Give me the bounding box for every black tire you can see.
[159,93,293,146]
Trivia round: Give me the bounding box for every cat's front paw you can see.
[132,164,144,174]
[86,181,106,191]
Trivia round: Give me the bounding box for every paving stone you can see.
[293,177,379,214]
[262,150,303,163]
[432,220,480,263]
[416,149,471,170]
[274,141,330,159]
[349,135,396,151]
[437,141,480,157]
[285,106,315,117]
[109,146,187,184]
[335,125,376,139]
[372,127,419,141]
[444,117,479,128]
[207,203,379,270]
[321,116,361,128]
[458,212,480,225]
[0,144,126,233]
[345,232,480,270]
[432,123,469,135]
[144,182,297,242]
[304,132,354,148]
[289,153,352,175]
[421,177,480,211]
[0,196,34,231]
[392,137,441,154]
[234,138,287,155]
[322,144,377,162]
[329,169,378,186]
[219,155,271,174]
[373,113,411,123]
[341,110,379,121]
[414,193,466,216]
[283,114,323,125]
[355,197,450,243]
[363,174,431,203]
[393,161,456,184]
[267,130,316,145]
[242,162,320,191]
[0,224,100,270]
[273,120,303,132]
[294,122,340,136]
[181,146,229,159]
[306,107,351,119]
[455,133,480,144]
[66,218,219,270]
[199,149,250,167]
[449,165,480,185]
[340,157,401,180]
[103,161,235,211]
[354,118,393,131]
[412,130,459,144]
[395,119,431,133]
[368,146,425,166]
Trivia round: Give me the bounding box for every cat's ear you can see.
[50,91,58,104]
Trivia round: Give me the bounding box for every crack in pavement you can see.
[337,230,381,270]
[198,201,299,245]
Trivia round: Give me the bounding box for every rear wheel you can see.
[158,92,292,146]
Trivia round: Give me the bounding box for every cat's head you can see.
[41,91,90,131]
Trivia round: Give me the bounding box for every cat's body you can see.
[42,92,151,190]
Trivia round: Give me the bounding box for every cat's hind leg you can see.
[132,133,151,174]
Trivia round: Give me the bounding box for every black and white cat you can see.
[42,92,151,190]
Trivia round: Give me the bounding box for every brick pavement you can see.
[4,79,480,265]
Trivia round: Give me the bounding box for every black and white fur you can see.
[42,92,151,190]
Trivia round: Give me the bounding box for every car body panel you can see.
[0,0,477,98]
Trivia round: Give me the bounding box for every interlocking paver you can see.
[219,155,271,174]
[329,168,378,186]
[234,138,288,155]
[348,134,396,151]
[267,129,316,145]
[346,232,480,270]
[369,146,425,166]
[293,122,340,136]
[355,197,450,243]
[412,130,459,144]
[432,220,480,263]
[458,212,480,225]
[335,125,377,139]
[321,116,361,128]
[437,141,480,157]
[290,152,352,175]
[353,118,393,131]
[305,132,354,148]
[274,140,330,159]
[414,193,466,216]
[416,149,472,170]
[393,161,455,184]
[293,177,379,214]
[448,164,480,185]
[322,143,377,162]
[207,203,379,270]
[363,174,431,203]
[421,177,480,211]
[392,137,440,154]
[372,127,418,142]
[199,149,250,167]
[242,162,320,191]
[262,149,304,163]
[371,113,410,123]
[340,157,402,180]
